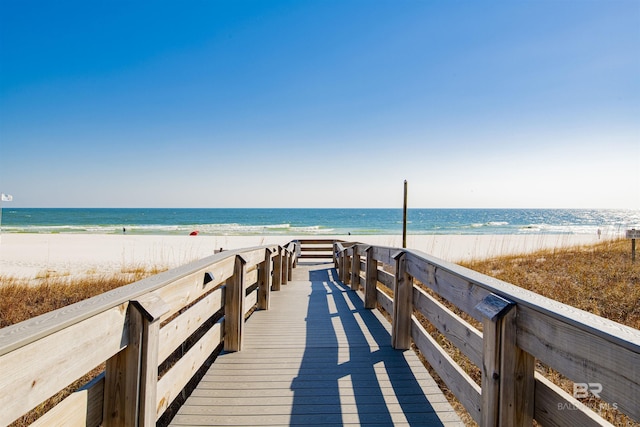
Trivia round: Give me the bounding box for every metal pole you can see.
[402,180,407,249]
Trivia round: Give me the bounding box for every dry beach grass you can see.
[432,238,639,426]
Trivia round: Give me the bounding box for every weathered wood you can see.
[152,256,235,322]
[287,248,294,279]
[517,305,640,421]
[411,316,482,424]
[297,253,334,259]
[392,251,412,350]
[413,286,483,367]
[158,287,224,363]
[0,305,128,426]
[103,305,142,427]
[377,287,394,315]
[342,248,351,285]
[534,373,614,427]
[132,294,170,427]
[31,374,104,427]
[371,245,396,266]
[224,255,246,352]
[281,250,289,285]
[300,246,334,252]
[258,248,272,310]
[350,244,359,291]
[272,247,282,291]
[377,268,394,290]
[500,308,535,427]
[156,319,223,419]
[244,288,258,315]
[0,252,232,357]
[365,247,378,309]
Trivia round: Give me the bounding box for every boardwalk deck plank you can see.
[169,262,463,426]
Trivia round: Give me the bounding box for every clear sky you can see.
[1,1,638,209]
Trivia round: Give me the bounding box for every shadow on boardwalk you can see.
[289,264,449,426]
[169,262,460,426]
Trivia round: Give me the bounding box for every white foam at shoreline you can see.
[0,233,608,281]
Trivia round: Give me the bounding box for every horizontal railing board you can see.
[0,305,128,426]
[156,319,223,420]
[534,373,613,427]
[0,250,243,355]
[377,268,394,290]
[151,259,234,323]
[411,316,482,424]
[518,306,640,420]
[31,373,104,427]
[407,248,640,351]
[377,288,393,315]
[371,246,399,266]
[158,287,225,364]
[413,286,483,368]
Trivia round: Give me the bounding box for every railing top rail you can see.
[404,248,640,351]
[0,242,290,356]
[332,240,640,352]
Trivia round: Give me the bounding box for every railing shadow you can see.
[290,265,444,426]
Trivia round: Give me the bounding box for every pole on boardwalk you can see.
[402,180,408,249]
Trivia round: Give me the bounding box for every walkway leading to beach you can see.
[169,262,462,426]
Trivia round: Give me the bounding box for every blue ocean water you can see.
[1,208,638,236]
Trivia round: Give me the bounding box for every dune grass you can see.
[449,238,639,426]
[460,237,640,329]
[0,265,166,328]
[1,265,167,426]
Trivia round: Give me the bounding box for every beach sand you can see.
[0,233,606,281]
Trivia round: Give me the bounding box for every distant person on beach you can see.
[597,228,601,239]
[123,227,126,234]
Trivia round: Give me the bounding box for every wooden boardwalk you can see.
[170,262,463,426]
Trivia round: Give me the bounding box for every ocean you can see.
[1,208,638,236]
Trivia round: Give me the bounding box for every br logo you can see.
[573,383,603,399]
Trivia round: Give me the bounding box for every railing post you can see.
[103,304,143,427]
[476,293,534,427]
[392,251,412,350]
[131,294,169,427]
[343,247,351,285]
[224,255,247,352]
[281,249,289,285]
[258,248,272,310]
[364,246,378,309]
[103,295,169,427]
[350,245,359,291]
[287,247,294,279]
[272,247,282,291]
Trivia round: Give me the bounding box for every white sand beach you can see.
[0,233,607,281]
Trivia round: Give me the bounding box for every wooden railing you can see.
[3,238,638,426]
[0,241,299,426]
[334,241,640,427]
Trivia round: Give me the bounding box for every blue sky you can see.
[1,0,638,208]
